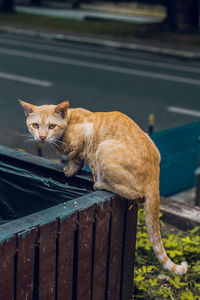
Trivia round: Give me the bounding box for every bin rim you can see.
[0,189,114,242]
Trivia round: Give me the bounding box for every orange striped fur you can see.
[19,100,188,275]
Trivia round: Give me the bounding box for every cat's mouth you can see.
[35,136,59,148]
[37,137,50,144]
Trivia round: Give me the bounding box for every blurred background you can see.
[0,0,199,152]
[0,4,200,299]
[0,1,200,200]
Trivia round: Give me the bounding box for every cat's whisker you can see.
[21,134,33,139]
[22,139,35,145]
[22,133,36,145]
[22,135,34,140]
[53,138,68,149]
[24,137,34,141]
[50,139,61,147]
[50,140,60,149]
[52,138,62,144]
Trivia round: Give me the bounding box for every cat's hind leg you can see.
[94,140,145,200]
[93,180,112,192]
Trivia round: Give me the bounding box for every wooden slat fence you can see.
[0,191,138,300]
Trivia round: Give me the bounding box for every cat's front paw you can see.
[63,162,80,177]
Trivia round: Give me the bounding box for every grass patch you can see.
[134,209,200,299]
[0,12,200,48]
[0,12,148,36]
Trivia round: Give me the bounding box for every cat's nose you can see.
[39,135,46,141]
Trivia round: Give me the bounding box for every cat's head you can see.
[19,99,69,144]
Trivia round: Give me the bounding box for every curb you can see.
[16,5,162,24]
[160,197,200,230]
[0,25,200,60]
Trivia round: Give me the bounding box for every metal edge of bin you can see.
[0,144,65,173]
[0,144,93,183]
[0,190,114,243]
[0,144,94,196]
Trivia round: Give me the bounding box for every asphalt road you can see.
[0,32,200,156]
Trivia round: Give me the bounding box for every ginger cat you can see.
[19,99,188,275]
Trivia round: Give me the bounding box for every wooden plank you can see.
[0,191,113,244]
[107,196,126,300]
[77,205,95,300]
[16,228,38,300]
[57,214,77,300]
[0,237,16,300]
[121,201,138,300]
[39,220,58,300]
[92,201,111,300]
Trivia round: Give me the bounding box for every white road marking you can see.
[167,106,200,117]
[0,71,52,87]
[0,37,200,74]
[1,48,200,86]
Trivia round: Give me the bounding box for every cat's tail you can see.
[144,190,188,275]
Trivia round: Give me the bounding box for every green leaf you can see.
[180,290,194,300]
[190,226,200,235]
[135,275,145,282]
[194,282,200,289]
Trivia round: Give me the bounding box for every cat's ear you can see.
[55,101,69,118]
[19,99,35,117]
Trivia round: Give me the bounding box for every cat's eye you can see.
[32,123,39,129]
[49,124,56,130]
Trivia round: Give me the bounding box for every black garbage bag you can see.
[0,159,90,223]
